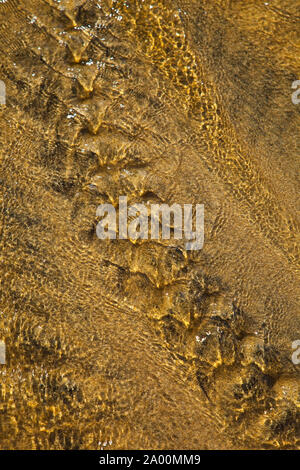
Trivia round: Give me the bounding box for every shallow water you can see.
[0,0,299,449]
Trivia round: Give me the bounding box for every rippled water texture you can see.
[0,0,299,450]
